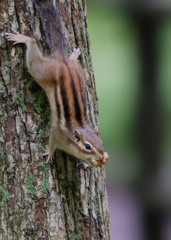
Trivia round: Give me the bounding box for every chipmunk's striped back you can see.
[53,59,87,130]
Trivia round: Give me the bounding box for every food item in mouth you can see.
[89,152,109,168]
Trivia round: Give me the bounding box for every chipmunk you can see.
[5,0,109,168]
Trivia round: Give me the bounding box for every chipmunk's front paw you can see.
[42,152,54,164]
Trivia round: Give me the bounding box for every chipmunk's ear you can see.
[94,126,99,135]
[74,129,81,142]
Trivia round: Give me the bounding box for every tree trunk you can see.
[0,0,111,239]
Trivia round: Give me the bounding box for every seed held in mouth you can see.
[89,152,109,168]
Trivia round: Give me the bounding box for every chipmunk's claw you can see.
[42,152,54,164]
[11,28,19,34]
[46,156,53,164]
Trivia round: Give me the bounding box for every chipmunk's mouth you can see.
[88,152,109,168]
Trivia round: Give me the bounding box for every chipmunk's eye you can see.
[85,143,92,150]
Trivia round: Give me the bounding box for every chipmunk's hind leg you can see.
[5,29,34,45]
[69,48,81,61]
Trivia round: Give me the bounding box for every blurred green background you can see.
[87,1,141,184]
[86,1,171,239]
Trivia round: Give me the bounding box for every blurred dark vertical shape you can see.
[118,1,171,239]
[136,16,162,240]
[125,2,171,239]
[138,17,160,178]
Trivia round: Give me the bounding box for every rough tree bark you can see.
[0,0,111,239]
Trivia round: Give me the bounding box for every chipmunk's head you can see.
[68,125,108,166]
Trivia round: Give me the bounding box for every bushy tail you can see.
[35,0,67,55]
